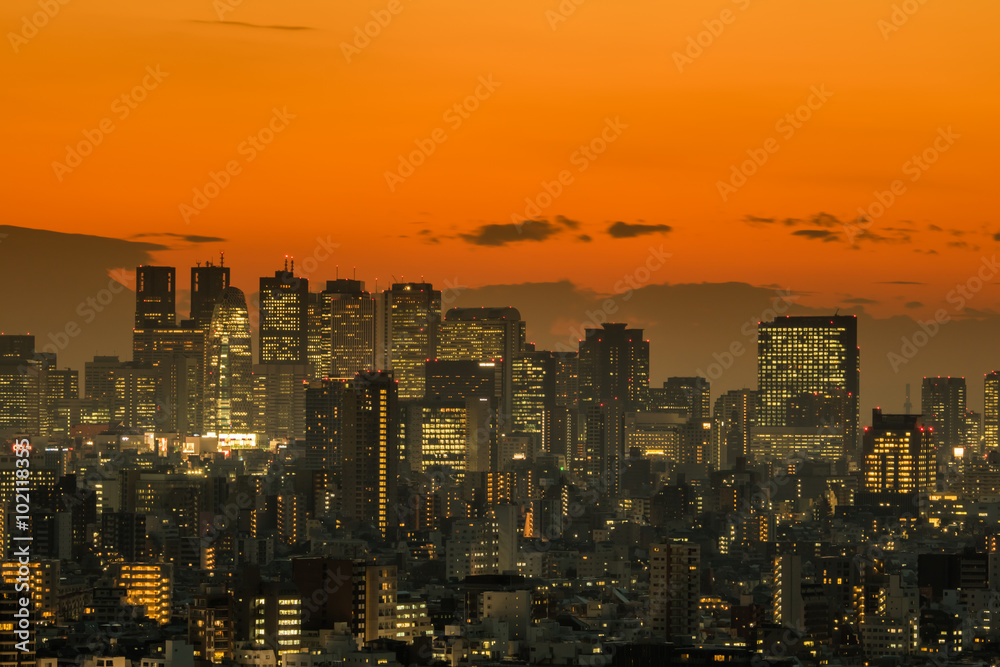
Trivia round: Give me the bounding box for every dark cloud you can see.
[190,20,313,30]
[904,301,923,309]
[460,220,561,246]
[607,221,672,238]
[132,233,226,244]
[578,234,592,242]
[743,215,776,225]
[792,229,838,241]
[555,215,581,229]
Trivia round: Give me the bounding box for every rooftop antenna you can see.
[353,266,356,280]
[220,251,224,267]
[336,265,339,280]
[290,257,294,274]
[284,255,289,272]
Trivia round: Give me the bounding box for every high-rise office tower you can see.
[342,371,398,537]
[85,355,121,421]
[324,279,376,379]
[510,351,578,460]
[0,335,33,363]
[305,378,348,473]
[204,287,253,433]
[512,352,559,435]
[438,307,525,416]
[649,541,701,643]
[112,364,160,430]
[861,408,935,495]
[578,323,647,494]
[651,377,711,419]
[135,266,176,329]
[378,283,441,401]
[985,372,1000,453]
[714,389,756,466]
[437,307,525,362]
[426,360,501,403]
[132,324,206,435]
[252,363,309,442]
[921,376,967,450]
[259,262,309,365]
[305,292,329,381]
[578,322,650,412]
[190,259,231,328]
[0,336,46,434]
[756,315,860,458]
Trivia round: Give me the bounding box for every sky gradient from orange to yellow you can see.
[3,0,999,317]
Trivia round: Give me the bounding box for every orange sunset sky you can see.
[3,0,999,316]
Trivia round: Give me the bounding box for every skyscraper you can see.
[861,408,935,496]
[308,279,377,381]
[921,376,967,451]
[252,363,309,442]
[578,322,650,412]
[651,377,711,419]
[437,306,525,417]
[135,266,176,329]
[259,263,309,365]
[190,259,231,328]
[714,389,756,467]
[204,287,253,434]
[378,283,441,401]
[305,378,348,472]
[986,372,1000,453]
[756,315,860,459]
[342,371,398,537]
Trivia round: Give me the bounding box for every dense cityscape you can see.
[2,258,1000,667]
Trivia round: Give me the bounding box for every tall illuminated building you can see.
[378,283,441,401]
[115,562,173,624]
[861,408,935,497]
[325,279,377,379]
[135,266,176,329]
[438,307,525,416]
[204,287,253,434]
[252,363,309,442]
[85,355,120,420]
[132,325,205,435]
[986,372,1000,453]
[578,322,649,412]
[921,376,967,450]
[305,378,347,472]
[651,377,710,419]
[0,336,33,363]
[342,371,398,537]
[104,364,158,429]
[649,541,700,642]
[259,262,309,365]
[190,259,231,328]
[577,323,648,494]
[756,315,860,458]
[511,351,577,460]
[714,389,756,466]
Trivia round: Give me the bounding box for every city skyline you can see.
[3,228,1000,420]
